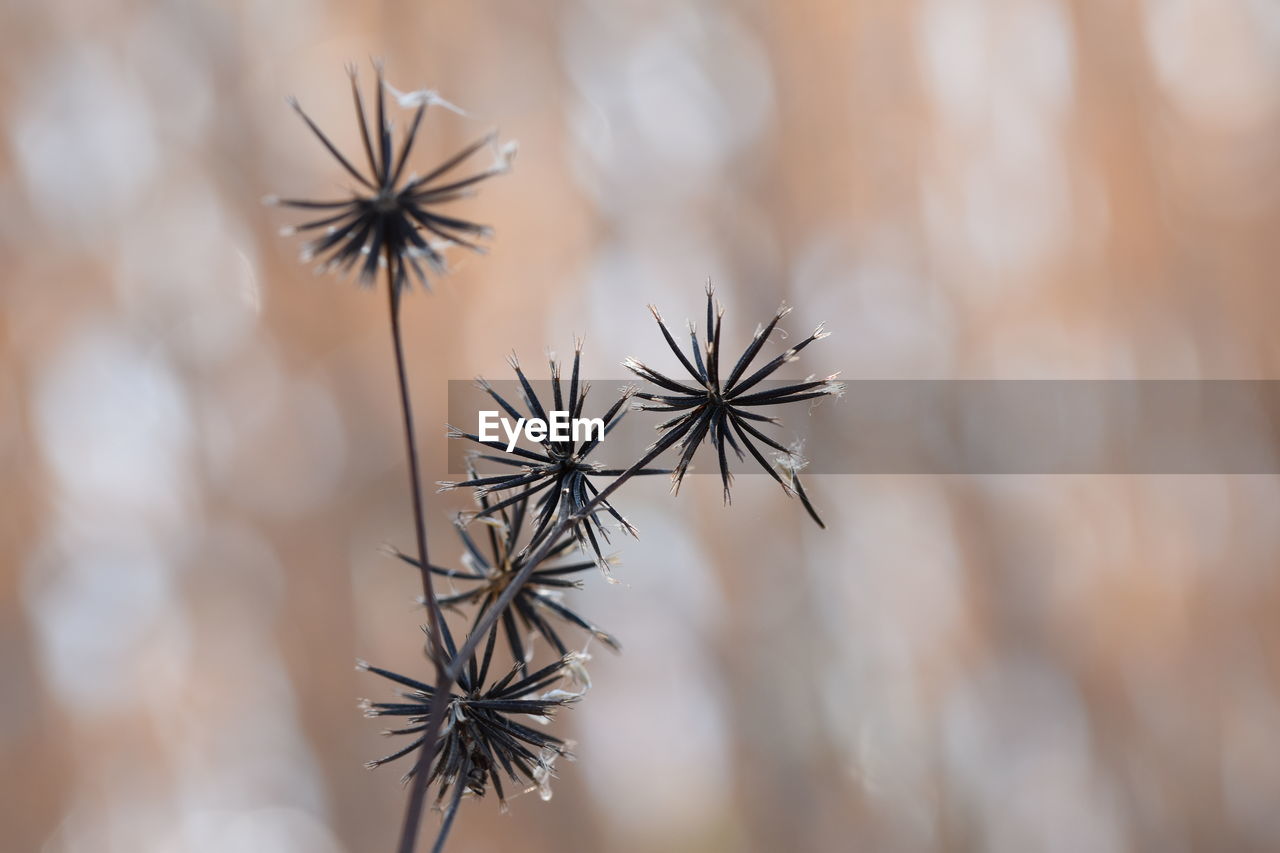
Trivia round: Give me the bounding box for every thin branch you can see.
[387,261,448,853]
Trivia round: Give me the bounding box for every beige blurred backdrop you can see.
[4,1,1280,851]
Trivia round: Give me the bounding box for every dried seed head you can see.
[447,344,663,567]
[360,649,583,806]
[269,62,513,293]
[625,286,838,527]
[393,491,624,668]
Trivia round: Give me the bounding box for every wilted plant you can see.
[359,615,588,840]
[627,290,841,527]
[439,346,666,568]
[267,62,513,292]
[392,475,621,670]
[270,61,839,853]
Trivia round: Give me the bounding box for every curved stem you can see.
[387,273,447,853]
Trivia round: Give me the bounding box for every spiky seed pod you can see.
[268,62,514,292]
[359,616,586,808]
[393,477,621,673]
[441,342,666,568]
[624,285,842,527]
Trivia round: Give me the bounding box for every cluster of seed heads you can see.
[269,61,839,852]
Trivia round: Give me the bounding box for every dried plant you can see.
[440,346,665,567]
[626,286,844,527]
[269,63,513,292]
[359,615,587,836]
[268,62,837,853]
[392,480,620,670]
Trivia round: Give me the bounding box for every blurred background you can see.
[4,0,1280,850]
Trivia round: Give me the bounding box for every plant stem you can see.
[386,273,447,853]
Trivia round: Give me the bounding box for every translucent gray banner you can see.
[446,380,1280,475]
